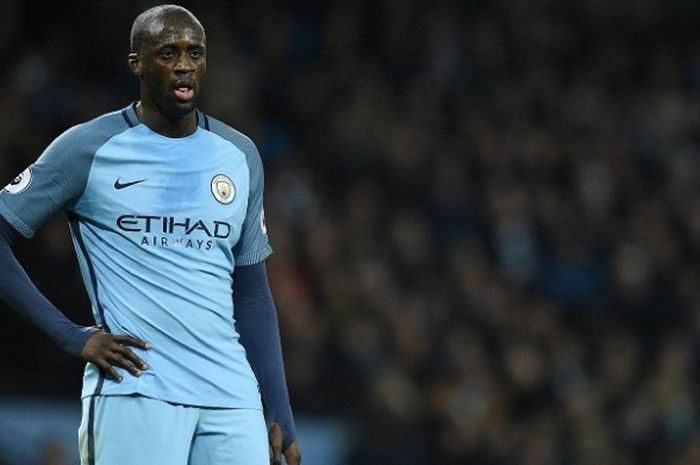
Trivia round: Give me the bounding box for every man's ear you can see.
[128,53,142,76]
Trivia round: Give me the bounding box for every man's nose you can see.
[174,53,195,73]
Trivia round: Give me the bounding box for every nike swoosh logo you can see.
[114,178,147,190]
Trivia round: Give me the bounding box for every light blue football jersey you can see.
[0,103,271,409]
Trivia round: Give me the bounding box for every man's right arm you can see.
[0,216,93,355]
[0,217,149,381]
[0,118,150,380]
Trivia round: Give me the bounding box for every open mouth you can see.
[174,84,194,102]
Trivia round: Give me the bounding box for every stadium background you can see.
[1,0,700,463]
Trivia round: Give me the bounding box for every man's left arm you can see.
[234,262,301,465]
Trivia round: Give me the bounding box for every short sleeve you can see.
[233,143,273,265]
[0,129,88,238]
[0,112,128,238]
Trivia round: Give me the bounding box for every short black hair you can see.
[130,4,205,53]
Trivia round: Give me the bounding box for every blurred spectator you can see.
[38,440,69,465]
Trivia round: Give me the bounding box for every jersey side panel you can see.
[205,117,273,266]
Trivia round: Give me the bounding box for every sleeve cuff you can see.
[235,244,273,266]
[0,199,35,238]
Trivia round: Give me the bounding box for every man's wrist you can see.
[267,410,297,449]
[56,323,100,358]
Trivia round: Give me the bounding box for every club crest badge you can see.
[2,167,32,194]
[211,174,235,204]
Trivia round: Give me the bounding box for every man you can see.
[0,5,301,465]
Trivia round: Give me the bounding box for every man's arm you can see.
[234,262,301,465]
[0,217,149,381]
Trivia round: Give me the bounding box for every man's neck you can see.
[135,101,197,138]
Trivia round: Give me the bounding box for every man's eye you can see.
[160,50,175,59]
[189,50,202,58]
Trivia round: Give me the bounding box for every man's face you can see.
[132,20,206,118]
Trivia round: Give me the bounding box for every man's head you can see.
[128,5,206,119]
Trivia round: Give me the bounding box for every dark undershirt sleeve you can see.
[0,217,95,357]
[233,262,297,449]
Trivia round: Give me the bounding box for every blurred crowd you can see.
[2,0,700,464]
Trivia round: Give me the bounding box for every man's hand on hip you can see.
[81,332,150,382]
